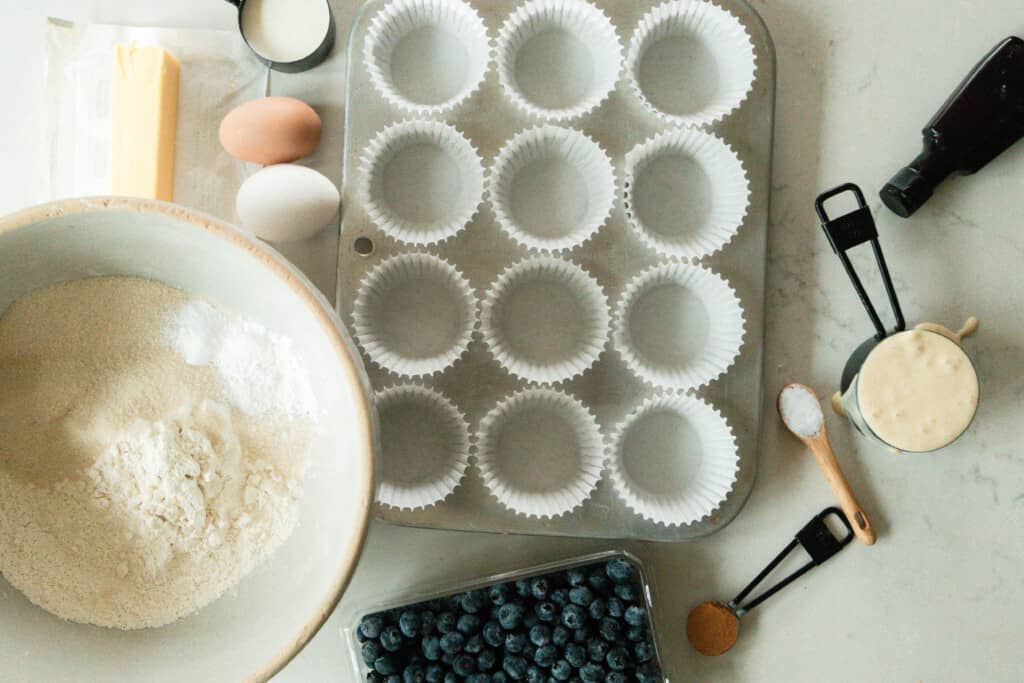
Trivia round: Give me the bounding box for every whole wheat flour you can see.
[0,277,314,629]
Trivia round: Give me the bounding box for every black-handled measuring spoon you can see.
[814,183,905,392]
[686,507,854,656]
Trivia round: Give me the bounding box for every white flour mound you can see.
[0,401,300,629]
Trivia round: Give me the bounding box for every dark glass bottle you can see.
[881,36,1024,218]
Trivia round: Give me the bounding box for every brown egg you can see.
[219,96,322,164]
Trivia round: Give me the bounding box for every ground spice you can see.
[686,601,740,656]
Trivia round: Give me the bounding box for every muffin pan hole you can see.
[627,283,711,369]
[620,409,703,495]
[631,154,713,242]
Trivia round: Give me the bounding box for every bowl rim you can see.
[0,196,377,683]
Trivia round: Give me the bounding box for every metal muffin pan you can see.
[337,0,776,541]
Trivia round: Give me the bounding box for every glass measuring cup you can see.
[815,184,981,453]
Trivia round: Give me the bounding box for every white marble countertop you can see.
[2,1,1023,681]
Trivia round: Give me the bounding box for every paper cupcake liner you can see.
[495,0,622,122]
[353,253,478,378]
[360,120,485,247]
[476,388,605,518]
[364,0,491,117]
[625,0,756,127]
[488,126,617,253]
[623,128,749,260]
[482,256,610,384]
[375,383,472,510]
[609,393,738,526]
[613,263,744,390]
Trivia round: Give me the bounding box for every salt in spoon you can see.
[778,383,875,545]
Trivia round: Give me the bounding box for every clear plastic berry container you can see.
[341,551,668,682]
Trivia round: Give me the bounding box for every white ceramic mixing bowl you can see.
[0,198,376,682]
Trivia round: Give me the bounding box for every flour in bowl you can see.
[0,276,316,629]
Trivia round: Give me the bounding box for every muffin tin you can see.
[337,0,775,541]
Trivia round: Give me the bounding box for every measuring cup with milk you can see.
[815,184,980,453]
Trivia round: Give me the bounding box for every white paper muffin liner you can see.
[626,0,756,127]
[609,393,738,526]
[375,383,472,510]
[623,128,749,259]
[353,253,478,378]
[613,263,744,390]
[489,126,617,253]
[495,0,622,122]
[476,388,605,518]
[364,0,491,117]
[360,120,485,247]
[482,256,610,384]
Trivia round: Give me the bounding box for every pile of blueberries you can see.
[356,556,663,682]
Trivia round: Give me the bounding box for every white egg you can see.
[236,164,340,242]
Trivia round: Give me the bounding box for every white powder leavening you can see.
[165,299,317,419]
[0,277,315,630]
[779,384,824,437]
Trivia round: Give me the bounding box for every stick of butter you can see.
[110,44,179,201]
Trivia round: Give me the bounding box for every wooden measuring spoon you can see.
[777,383,875,545]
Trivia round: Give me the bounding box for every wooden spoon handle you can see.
[807,438,876,545]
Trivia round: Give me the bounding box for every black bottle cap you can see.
[880,167,934,218]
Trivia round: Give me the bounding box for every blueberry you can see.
[441,652,454,666]
[533,644,558,668]
[454,653,476,676]
[466,676,490,683]
[515,579,531,597]
[381,626,404,652]
[505,631,528,654]
[634,640,654,663]
[626,626,646,642]
[375,655,401,675]
[599,617,622,642]
[503,655,529,680]
[360,615,385,640]
[637,661,663,682]
[587,571,611,593]
[385,676,401,683]
[490,584,512,606]
[362,641,383,666]
[568,587,593,607]
[580,663,605,682]
[606,597,624,618]
[483,620,504,647]
[478,648,498,671]
[624,606,646,627]
[614,583,639,602]
[550,588,570,607]
[492,672,509,683]
[358,630,370,644]
[529,624,552,647]
[606,674,628,683]
[420,611,436,636]
[437,612,457,634]
[606,646,630,671]
[605,558,635,584]
[440,632,465,654]
[462,589,489,614]
[550,660,572,681]
[566,568,587,587]
[458,614,482,635]
[573,626,591,643]
[467,634,486,654]
[498,603,525,630]
[443,673,457,683]
[587,639,610,663]
[523,611,539,630]
[551,626,570,647]
[399,611,422,638]
[403,664,426,683]
[525,665,545,683]
[421,636,442,661]
[424,664,444,683]
[560,605,586,629]
[564,643,587,668]
[529,577,550,600]
[587,598,606,621]
[534,601,556,622]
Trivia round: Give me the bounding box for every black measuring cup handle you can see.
[815,183,906,340]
